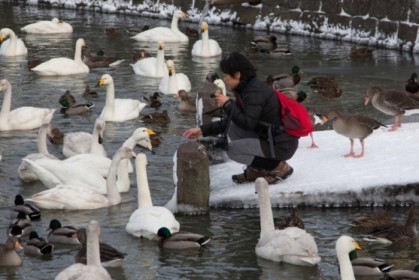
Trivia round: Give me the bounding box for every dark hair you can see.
[219,52,256,82]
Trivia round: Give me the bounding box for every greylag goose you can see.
[267,65,303,89]
[321,110,386,158]
[24,231,54,256]
[176,89,196,113]
[364,86,419,131]
[76,227,125,267]
[363,204,417,245]
[0,235,22,266]
[157,227,210,249]
[349,249,393,276]
[307,75,343,99]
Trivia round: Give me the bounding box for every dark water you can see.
[0,3,418,279]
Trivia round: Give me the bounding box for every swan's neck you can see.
[168,72,179,94]
[171,16,180,32]
[258,186,275,239]
[90,125,101,154]
[74,43,83,63]
[136,161,153,208]
[201,31,210,54]
[116,158,130,192]
[0,82,12,126]
[37,124,50,155]
[106,154,122,206]
[7,31,17,52]
[156,49,166,75]
[86,227,101,266]
[337,250,355,280]
[104,83,115,117]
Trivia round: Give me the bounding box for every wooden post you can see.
[176,141,210,214]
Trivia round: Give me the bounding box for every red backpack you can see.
[274,90,314,137]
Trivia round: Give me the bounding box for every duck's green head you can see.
[49,219,62,230]
[157,227,172,238]
[59,99,70,108]
[410,72,418,82]
[29,231,40,240]
[414,265,419,272]
[96,50,105,57]
[14,194,24,206]
[296,91,307,103]
[291,65,301,74]
[348,249,358,261]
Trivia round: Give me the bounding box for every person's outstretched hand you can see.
[183,127,202,139]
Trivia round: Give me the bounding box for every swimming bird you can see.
[0,79,55,131]
[350,46,374,59]
[321,110,386,158]
[349,249,393,276]
[76,227,125,267]
[336,235,361,280]
[277,210,305,230]
[59,90,94,115]
[104,27,121,37]
[130,10,188,43]
[55,221,111,280]
[143,92,162,110]
[158,60,191,95]
[364,86,419,131]
[255,178,321,266]
[0,235,22,266]
[405,72,419,94]
[126,153,180,240]
[349,209,393,232]
[363,204,417,245]
[176,89,196,113]
[251,35,277,51]
[47,126,64,144]
[131,41,168,78]
[96,74,147,122]
[386,265,419,280]
[132,48,151,63]
[0,28,28,56]
[157,227,210,249]
[9,212,32,237]
[24,231,54,256]
[20,18,73,34]
[31,38,89,76]
[46,219,80,245]
[184,26,199,37]
[191,21,222,57]
[306,75,343,99]
[81,47,124,68]
[267,65,303,89]
[126,25,150,37]
[12,194,41,221]
[82,85,99,98]
[139,110,170,124]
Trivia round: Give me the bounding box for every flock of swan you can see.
[1,10,418,280]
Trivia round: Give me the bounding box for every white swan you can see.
[158,60,191,95]
[62,117,107,158]
[20,18,73,34]
[31,38,89,76]
[25,147,135,210]
[97,74,147,122]
[130,41,168,78]
[55,221,111,280]
[0,28,28,56]
[18,122,59,182]
[191,22,222,57]
[65,127,155,178]
[126,153,180,240]
[336,235,362,280]
[255,178,321,266]
[0,79,55,131]
[130,10,188,43]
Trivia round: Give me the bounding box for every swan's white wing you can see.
[31,57,89,76]
[7,107,54,131]
[131,27,181,42]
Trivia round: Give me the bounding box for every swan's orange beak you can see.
[96,79,105,87]
[146,129,156,136]
[0,35,4,42]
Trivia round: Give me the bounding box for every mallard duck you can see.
[277,210,305,230]
[130,10,188,42]
[20,18,73,34]
[76,227,125,267]
[349,249,393,276]
[55,221,111,280]
[59,90,76,106]
[59,90,94,115]
[350,46,374,59]
[321,110,386,158]
[157,227,210,249]
[143,92,162,110]
[9,212,32,237]
[336,235,361,280]
[349,209,393,232]
[364,86,419,131]
[0,235,22,266]
[47,219,80,245]
[307,75,342,99]
[268,65,303,89]
[264,47,292,58]
[184,27,199,37]
[27,58,42,70]
[140,110,170,124]
[82,47,124,68]
[386,265,419,279]
[132,49,151,63]
[363,204,417,245]
[13,194,41,221]
[104,27,121,37]
[0,28,28,56]
[82,85,99,98]
[405,72,419,94]
[47,127,64,144]
[24,231,54,256]
[255,178,321,266]
[176,89,196,113]
[251,35,277,51]
[278,87,308,102]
